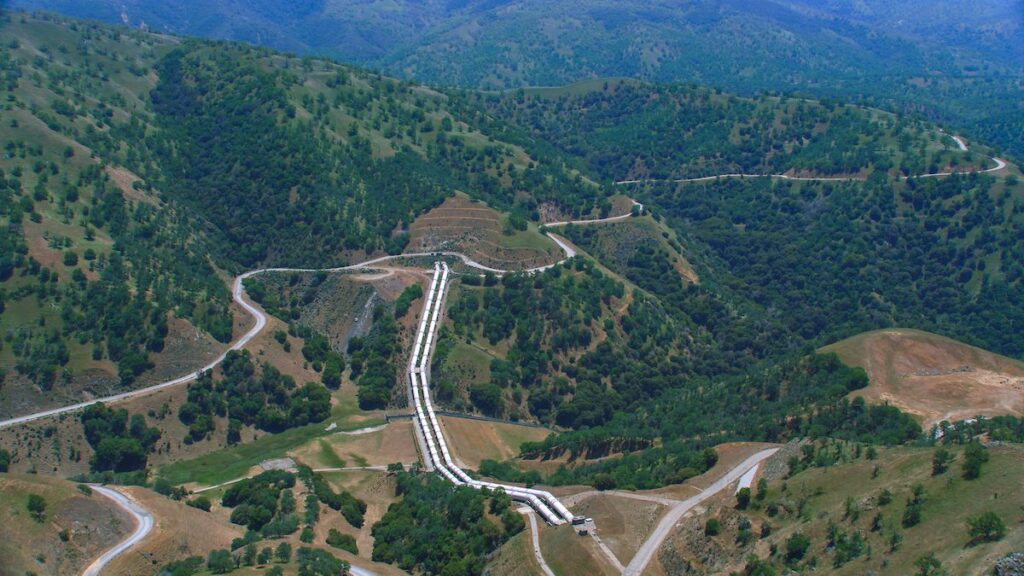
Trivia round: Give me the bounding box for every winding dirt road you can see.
[622,449,778,576]
[81,486,154,576]
[0,209,624,430]
[616,135,1007,185]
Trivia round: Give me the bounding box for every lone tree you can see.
[207,549,234,574]
[966,511,1006,544]
[932,447,952,476]
[275,542,292,563]
[962,441,989,480]
[736,487,752,510]
[914,553,949,576]
[27,494,46,522]
[785,532,811,563]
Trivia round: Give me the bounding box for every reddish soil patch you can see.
[105,165,159,206]
[823,329,1024,427]
[408,196,560,270]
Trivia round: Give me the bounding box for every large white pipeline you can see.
[408,263,563,523]
[408,263,444,471]
[410,262,442,368]
[409,261,574,525]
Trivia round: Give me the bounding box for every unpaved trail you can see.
[81,485,154,576]
[522,508,557,576]
[0,204,638,429]
[622,449,778,576]
[617,135,1007,185]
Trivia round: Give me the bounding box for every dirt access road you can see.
[0,201,640,430]
[616,134,1007,185]
[622,448,778,576]
[81,485,154,576]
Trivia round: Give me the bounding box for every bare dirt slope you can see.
[408,195,562,271]
[569,492,666,565]
[438,416,552,469]
[0,474,133,576]
[822,329,1024,427]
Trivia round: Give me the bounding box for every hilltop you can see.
[823,329,1024,428]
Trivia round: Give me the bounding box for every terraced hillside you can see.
[408,195,563,271]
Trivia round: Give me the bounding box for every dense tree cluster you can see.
[463,81,971,186]
[934,416,1024,445]
[220,469,298,533]
[393,282,423,319]
[80,403,161,472]
[178,351,331,443]
[149,46,451,267]
[372,471,522,575]
[296,547,349,576]
[441,259,624,419]
[303,468,366,528]
[503,353,917,489]
[642,174,1024,357]
[348,306,402,409]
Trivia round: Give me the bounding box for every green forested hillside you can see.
[0,12,605,411]
[16,0,1023,160]
[0,16,233,413]
[1,11,1022,575]
[0,13,1021,503]
[1,11,978,414]
[637,172,1024,357]
[464,79,986,182]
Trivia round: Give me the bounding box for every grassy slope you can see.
[654,444,1024,575]
[556,214,698,284]
[439,416,552,469]
[0,474,132,576]
[778,445,1022,575]
[0,16,200,412]
[159,394,384,487]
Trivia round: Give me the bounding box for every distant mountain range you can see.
[15,1,1022,72]
[11,0,1024,156]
